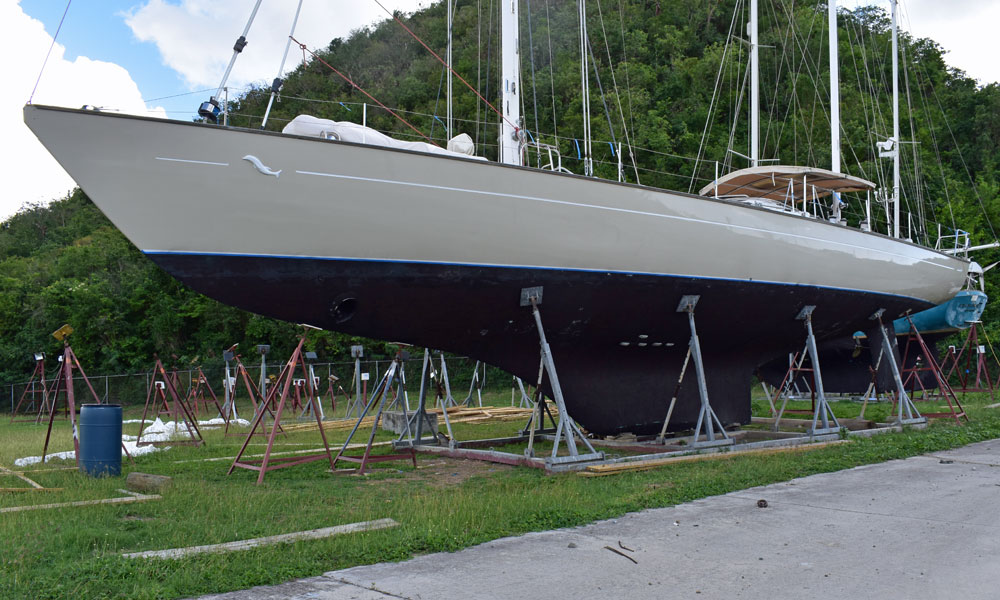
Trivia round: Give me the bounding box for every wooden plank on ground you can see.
[578,440,848,477]
[122,518,399,560]
[0,463,54,492]
[0,490,161,513]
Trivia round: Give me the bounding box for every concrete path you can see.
[197,440,1000,599]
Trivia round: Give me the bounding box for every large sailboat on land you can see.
[24,1,970,435]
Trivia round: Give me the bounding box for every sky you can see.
[5,0,1000,221]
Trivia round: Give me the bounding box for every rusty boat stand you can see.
[135,357,205,447]
[41,325,133,466]
[10,353,50,424]
[940,321,998,401]
[228,332,336,485]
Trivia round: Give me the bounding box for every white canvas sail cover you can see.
[282,115,483,160]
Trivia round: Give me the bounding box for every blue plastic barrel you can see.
[79,404,122,477]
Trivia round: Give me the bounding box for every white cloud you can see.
[124,0,429,92]
[842,0,1000,86]
[900,0,1000,85]
[3,1,166,220]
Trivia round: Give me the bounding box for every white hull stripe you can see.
[155,157,230,166]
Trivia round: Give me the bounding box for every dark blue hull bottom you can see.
[147,254,933,436]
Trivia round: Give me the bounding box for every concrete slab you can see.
[194,440,1000,600]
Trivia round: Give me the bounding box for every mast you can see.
[447,0,454,138]
[500,0,522,166]
[579,0,593,176]
[891,0,901,238]
[828,0,843,223]
[828,0,840,173]
[750,0,759,167]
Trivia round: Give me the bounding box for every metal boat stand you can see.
[41,332,133,466]
[512,376,534,408]
[772,305,841,437]
[385,352,411,412]
[331,354,417,474]
[136,357,205,447]
[871,309,927,426]
[186,367,225,420]
[395,288,603,472]
[324,373,352,416]
[394,348,454,449]
[229,334,336,484]
[519,287,603,467]
[461,361,485,407]
[433,352,459,408]
[896,313,966,424]
[940,321,997,401]
[10,354,49,424]
[673,295,733,448]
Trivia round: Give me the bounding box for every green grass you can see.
[1,392,998,599]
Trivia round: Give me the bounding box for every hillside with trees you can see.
[4,0,998,382]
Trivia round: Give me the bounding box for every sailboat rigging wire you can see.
[593,0,639,183]
[579,0,593,177]
[525,0,542,165]
[28,0,73,104]
[261,0,306,129]
[430,63,447,139]
[585,38,618,155]
[617,0,637,164]
[544,0,559,141]
[911,58,958,235]
[925,75,998,240]
[688,0,743,192]
[477,0,482,152]
[900,37,928,243]
[289,37,439,146]
[370,0,518,133]
[141,88,215,103]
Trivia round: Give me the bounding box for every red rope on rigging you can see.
[290,37,440,147]
[370,0,519,133]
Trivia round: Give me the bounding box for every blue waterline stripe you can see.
[142,250,934,305]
